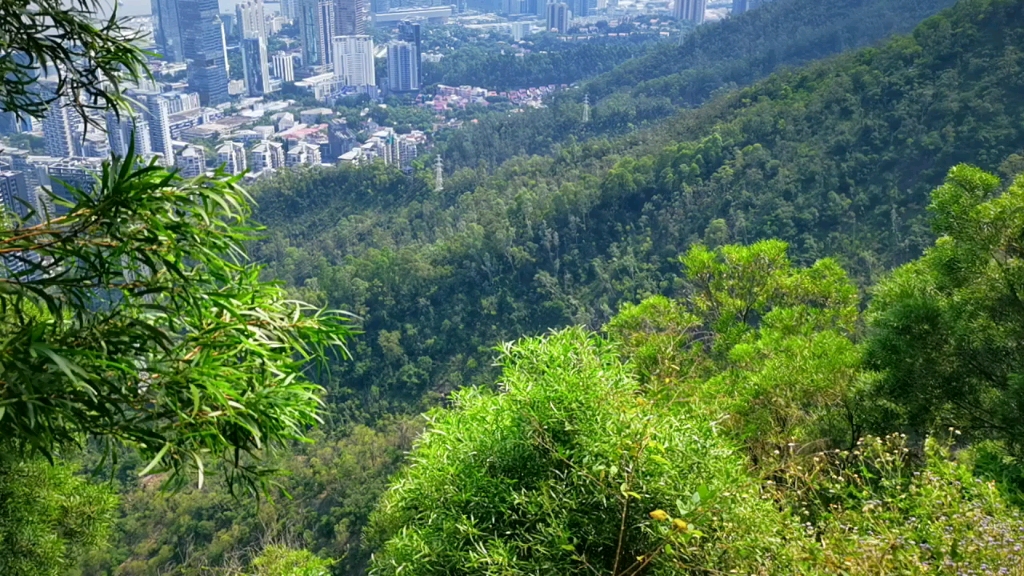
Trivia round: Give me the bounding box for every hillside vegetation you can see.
[439,0,957,170]
[71,0,1024,575]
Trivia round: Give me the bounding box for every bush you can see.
[368,328,800,575]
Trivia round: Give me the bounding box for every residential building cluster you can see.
[423,84,564,112]
[338,127,424,168]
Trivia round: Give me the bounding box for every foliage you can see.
[774,434,1024,575]
[866,165,1024,455]
[86,420,418,576]
[252,545,334,576]
[369,328,798,576]
[609,241,866,456]
[0,457,117,576]
[0,154,352,493]
[439,0,956,170]
[0,0,148,123]
[421,37,655,92]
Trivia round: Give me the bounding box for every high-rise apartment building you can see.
[281,0,298,19]
[285,141,322,167]
[179,0,231,105]
[42,95,78,158]
[387,41,419,93]
[250,140,285,172]
[236,0,268,41]
[43,158,103,216]
[318,0,336,67]
[568,0,587,18]
[0,171,34,222]
[673,0,707,23]
[332,35,375,88]
[176,145,207,178]
[298,0,335,67]
[242,37,271,96]
[732,0,766,15]
[335,0,368,36]
[298,0,321,66]
[144,93,174,165]
[397,21,421,84]
[152,0,185,62]
[216,141,247,175]
[272,53,297,81]
[545,2,569,33]
[105,110,153,160]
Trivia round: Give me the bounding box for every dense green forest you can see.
[438,0,957,171]
[7,0,1024,574]
[67,0,1024,574]
[421,35,660,91]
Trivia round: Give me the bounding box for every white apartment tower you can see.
[273,53,296,82]
[216,141,247,175]
[175,145,206,178]
[387,41,420,92]
[42,95,78,158]
[145,93,174,166]
[674,0,707,23]
[236,0,268,41]
[332,35,375,87]
[250,140,285,172]
[285,141,322,167]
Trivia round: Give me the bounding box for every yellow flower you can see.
[672,519,688,532]
[649,509,669,521]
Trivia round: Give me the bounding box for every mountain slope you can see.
[439,0,957,170]
[255,0,1024,405]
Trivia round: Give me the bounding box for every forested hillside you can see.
[74,0,1024,574]
[439,0,957,170]
[254,0,1024,407]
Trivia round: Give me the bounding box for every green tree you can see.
[368,328,797,576]
[866,165,1024,454]
[0,0,352,492]
[252,545,334,576]
[0,458,117,576]
[608,240,865,456]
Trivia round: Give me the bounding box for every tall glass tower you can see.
[179,0,230,105]
[151,0,184,62]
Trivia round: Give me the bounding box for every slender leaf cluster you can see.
[0,152,353,493]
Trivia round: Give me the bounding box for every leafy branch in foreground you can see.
[0,151,353,494]
[0,0,150,124]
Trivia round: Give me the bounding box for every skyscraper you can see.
[732,0,766,14]
[387,41,419,93]
[397,20,421,85]
[0,171,35,222]
[281,0,298,19]
[318,0,336,67]
[179,0,231,105]
[298,0,321,66]
[546,2,569,33]
[568,0,587,18]
[145,94,174,166]
[236,0,268,41]
[332,35,375,88]
[105,110,152,160]
[42,95,78,158]
[673,0,707,23]
[152,0,185,62]
[273,53,297,81]
[242,37,271,96]
[335,0,367,36]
